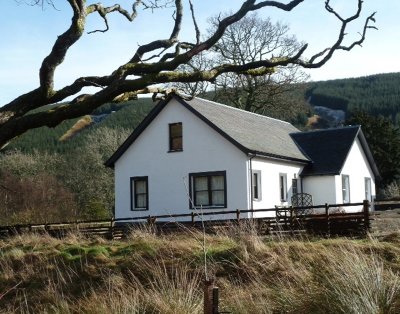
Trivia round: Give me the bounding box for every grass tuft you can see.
[1,229,400,313]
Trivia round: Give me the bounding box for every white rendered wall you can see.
[114,99,249,222]
[335,137,376,212]
[302,176,337,213]
[249,157,303,218]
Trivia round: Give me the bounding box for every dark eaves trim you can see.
[357,128,381,180]
[104,95,173,168]
[334,126,381,180]
[105,94,311,168]
[247,151,310,165]
[175,97,310,164]
[300,171,340,177]
[173,96,250,155]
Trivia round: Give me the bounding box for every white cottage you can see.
[105,94,379,220]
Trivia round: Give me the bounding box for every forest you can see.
[306,72,400,122]
[2,72,400,223]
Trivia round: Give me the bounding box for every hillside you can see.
[306,72,400,123]
[5,72,400,154]
[5,98,156,154]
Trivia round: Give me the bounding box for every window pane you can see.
[171,137,182,150]
[169,123,183,151]
[136,194,146,208]
[292,178,298,195]
[190,171,226,208]
[280,174,287,201]
[253,173,258,199]
[195,177,208,191]
[342,175,350,203]
[135,180,146,194]
[211,175,224,190]
[195,191,209,206]
[365,178,371,201]
[170,124,182,137]
[212,191,225,205]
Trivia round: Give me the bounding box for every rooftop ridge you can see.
[292,125,360,135]
[190,96,294,126]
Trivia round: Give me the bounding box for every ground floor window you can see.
[342,174,350,203]
[365,177,372,201]
[252,170,262,201]
[279,173,287,202]
[189,171,227,208]
[292,178,298,195]
[130,176,148,210]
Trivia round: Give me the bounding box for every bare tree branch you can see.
[189,0,200,44]
[86,1,143,34]
[297,1,376,68]
[0,0,376,148]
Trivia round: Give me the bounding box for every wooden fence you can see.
[0,200,381,239]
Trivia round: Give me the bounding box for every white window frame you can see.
[292,178,298,196]
[342,174,350,203]
[252,170,262,201]
[365,177,372,201]
[279,173,288,202]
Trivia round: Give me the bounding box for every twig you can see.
[182,176,208,280]
[0,281,22,301]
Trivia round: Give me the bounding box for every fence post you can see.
[203,279,219,314]
[325,203,330,236]
[191,212,195,226]
[212,287,219,314]
[236,209,240,224]
[289,206,293,229]
[363,199,370,232]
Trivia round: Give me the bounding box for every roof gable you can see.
[105,94,309,167]
[291,126,380,178]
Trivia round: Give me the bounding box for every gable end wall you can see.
[114,98,249,221]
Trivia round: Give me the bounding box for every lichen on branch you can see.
[0,0,376,149]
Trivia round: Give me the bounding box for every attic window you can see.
[169,123,182,152]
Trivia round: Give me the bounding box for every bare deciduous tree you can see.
[0,0,376,148]
[179,13,311,118]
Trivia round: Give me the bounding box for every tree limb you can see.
[0,0,376,148]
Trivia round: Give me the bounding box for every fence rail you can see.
[0,200,394,239]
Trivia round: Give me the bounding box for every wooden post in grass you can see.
[325,203,330,236]
[204,279,219,314]
[191,212,195,226]
[363,200,370,232]
[236,209,240,224]
[212,287,219,314]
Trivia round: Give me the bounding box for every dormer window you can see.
[169,122,182,152]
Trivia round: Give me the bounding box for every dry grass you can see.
[1,228,400,313]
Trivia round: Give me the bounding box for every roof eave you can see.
[300,171,340,177]
[104,95,173,168]
[248,151,310,165]
[357,128,381,180]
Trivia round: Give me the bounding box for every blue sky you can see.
[1,0,398,105]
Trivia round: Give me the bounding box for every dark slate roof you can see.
[179,97,309,162]
[291,126,380,178]
[105,94,309,167]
